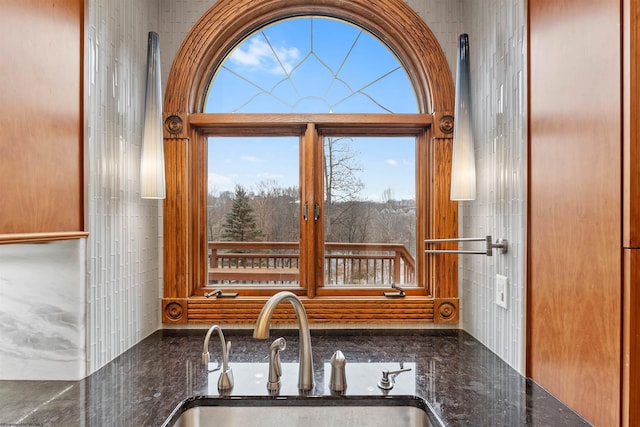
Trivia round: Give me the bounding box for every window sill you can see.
[162,296,459,325]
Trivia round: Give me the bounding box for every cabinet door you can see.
[624,0,640,248]
[623,1,640,425]
[0,0,84,241]
[528,0,622,425]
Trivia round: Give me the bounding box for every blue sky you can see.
[205,17,418,202]
[208,136,416,201]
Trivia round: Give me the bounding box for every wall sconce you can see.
[450,33,476,201]
[140,32,166,199]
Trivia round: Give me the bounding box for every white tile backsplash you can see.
[85,0,162,374]
[459,0,526,373]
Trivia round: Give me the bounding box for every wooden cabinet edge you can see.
[0,232,89,245]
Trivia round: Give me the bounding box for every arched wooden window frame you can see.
[161,0,458,325]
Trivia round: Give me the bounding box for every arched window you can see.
[205,17,417,114]
[161,0,458,326]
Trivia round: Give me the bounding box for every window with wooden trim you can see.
[205,17,419,294]
[161,0,458,325]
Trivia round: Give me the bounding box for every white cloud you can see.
[229,36,300,75]
[386,159,399,166]
[208,172,235,193]
[255,172,285,180]
[241,156,263,163]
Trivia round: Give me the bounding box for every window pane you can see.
[207,137,300,286]
[322,136,416,288]
[205,16,418,114]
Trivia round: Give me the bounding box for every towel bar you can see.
[424,235,508,256]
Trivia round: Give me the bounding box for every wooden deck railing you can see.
[208,241,415,285]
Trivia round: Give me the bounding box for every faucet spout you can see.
[202,324,234,391]
[253,291,314,391]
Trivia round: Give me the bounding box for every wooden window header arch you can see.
[163,0,455,118]
[161,0,459,325]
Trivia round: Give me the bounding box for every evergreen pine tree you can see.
[220,185,263,242]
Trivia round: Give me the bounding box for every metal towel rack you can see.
[424,235,508,256]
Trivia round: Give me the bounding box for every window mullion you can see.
[300,123,323,297]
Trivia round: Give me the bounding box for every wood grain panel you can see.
[528,0,622,425]
[0,0,83,237]
[427,136,458,298]
[624,0,640,248]
[623,249,640,427]
[185,297,435,324]
[163,136,189,298]
[623,2,640,424]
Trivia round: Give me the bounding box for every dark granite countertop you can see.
[0,329,590,426]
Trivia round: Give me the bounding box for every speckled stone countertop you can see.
[0,329,590,426]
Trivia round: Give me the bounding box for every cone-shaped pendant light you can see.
[140,32,166,199]
[450,33,476,201]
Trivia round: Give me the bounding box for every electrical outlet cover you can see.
[495,274,508,309]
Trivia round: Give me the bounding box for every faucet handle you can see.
[267,337,286,392]
[329,350,347,392]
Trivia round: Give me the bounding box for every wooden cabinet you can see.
[623,1,640,425]
[528,0,622,425]
[0,0,85,243]
[529,0,640,425]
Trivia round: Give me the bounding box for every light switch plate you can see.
[495,274,508,309]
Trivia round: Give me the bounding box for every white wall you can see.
[86,0,163,374]
[405,0,463,73]
[458,0,527,373]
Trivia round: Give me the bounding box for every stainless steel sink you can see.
[162,396,440,427]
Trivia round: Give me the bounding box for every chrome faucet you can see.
[253,291,314,391]
[202,324,234,391]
